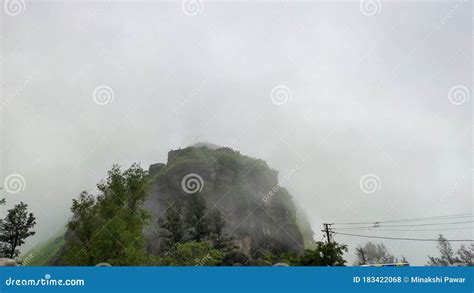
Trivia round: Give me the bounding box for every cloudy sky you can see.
[1,0,472,265]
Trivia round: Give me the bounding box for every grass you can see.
[21,229,65,266]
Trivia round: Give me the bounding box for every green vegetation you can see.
[354,242,407,265]
[256,241,347,266]
[22,230,65,266]
[10,146,474,267]
[155,193,234,266]
[22,146,352,266]
[298,241,347,266]
[0,200,37,259]
[63,163,150,266]
[153,242,224,266]
[157,203,185,252]
[61,162,236,266]
[427,234,473,266]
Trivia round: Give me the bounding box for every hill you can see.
[26,145,314,265]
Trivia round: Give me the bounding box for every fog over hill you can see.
[1,1,471,265]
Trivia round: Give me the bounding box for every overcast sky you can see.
[1,0,472,265]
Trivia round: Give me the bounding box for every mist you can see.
[1,0,472,265]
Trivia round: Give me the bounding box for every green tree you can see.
[169,241,223,266]
[456,244,473,266]
[63,163,150,266]
[0,202,36,259]
[0,197,5,220]
[183,195,210,242]
[207,209,234,252]
[354,246,368,265]
[157,203,185,252]
[157,199,234,259]
[354,242,403,265]
[427,234,459,266]
[63,191,98,265]
[259,251,299,266]
[298,241,347,266]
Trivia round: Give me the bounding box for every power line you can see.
[332,220,474,230]
[332,213,474,226]
[334,232,474,242]
[332,226,474,232]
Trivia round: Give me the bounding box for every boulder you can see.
[0,258,17,266]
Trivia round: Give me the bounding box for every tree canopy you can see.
[63,163,150,265]
[0,202,36,259]
[427,234,473,266]
[354,242,406,265]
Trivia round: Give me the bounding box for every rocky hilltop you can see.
[25,144,314,265]
[143,145,313,257]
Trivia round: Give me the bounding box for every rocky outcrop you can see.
[28,145,314,265]
[143,145,313,257]
[0,258,17,266]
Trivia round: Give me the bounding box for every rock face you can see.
[0,258,17,266]
[143,146,313,257]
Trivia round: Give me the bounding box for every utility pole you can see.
[322,223,333,243]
